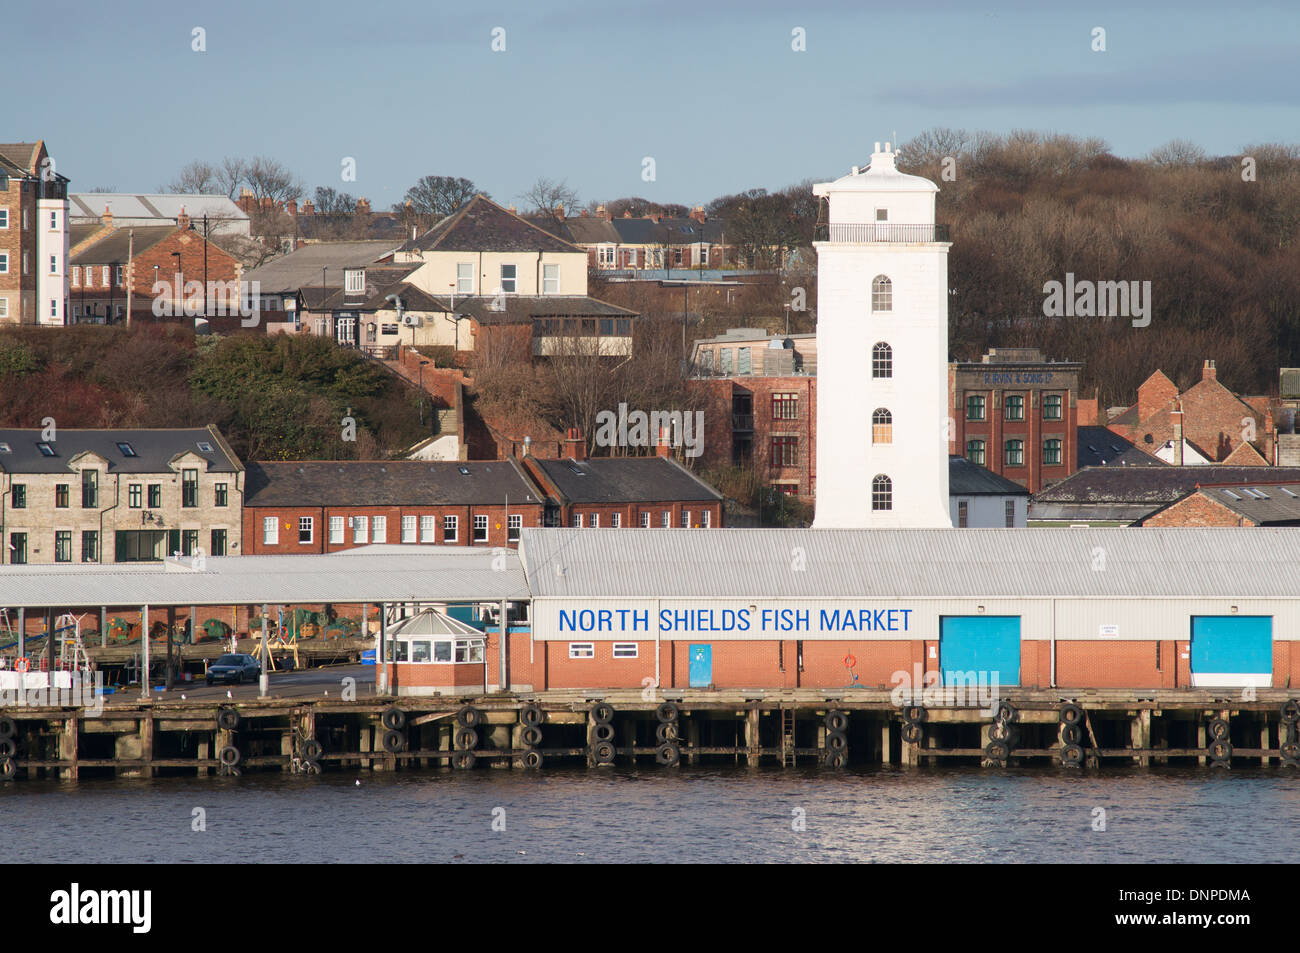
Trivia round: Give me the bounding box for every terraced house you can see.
[0,426,244,564]
[0,140,71,326]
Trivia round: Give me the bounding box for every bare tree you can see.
[1148,139,1208,167]
[398,175,480,226]
[164,160,218,194]
[244,156,303,204]
[313,186,357,215]
[521,177,579,222]
[216,157,248,199]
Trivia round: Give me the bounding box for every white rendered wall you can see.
[813,149,951,528]
[37,199,69,326]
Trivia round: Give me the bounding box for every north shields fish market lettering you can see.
[557,607,913,633]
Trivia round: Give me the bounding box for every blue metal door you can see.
[939,616,1021,687]
[688,644,712,688]
[1190,616,1272,687]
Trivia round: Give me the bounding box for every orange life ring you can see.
[14,657,29,672]
[843,653,857,669]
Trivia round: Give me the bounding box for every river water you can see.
[3,765,1297,863]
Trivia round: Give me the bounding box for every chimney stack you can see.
[690,205,706,224]
[300,200,314,216]
[177,206,190,232]
[1172,400,1185,466]
[564,427,586,461]
[554,203,564,220]
[356,198,371,214]
[655,426,672,458]
[1203,359,1216,381]
[285,199,297,217]
[101,206,113,228]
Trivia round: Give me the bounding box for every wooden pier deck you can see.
[2,687,1298,780]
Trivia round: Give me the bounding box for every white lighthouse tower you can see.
[812,142,952,528]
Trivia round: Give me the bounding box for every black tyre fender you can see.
[656,701,679,724]
[984,740,1010,762]
[591,703,615,725]
[454,728,479,751]
[520,725,543,747]
[218,745,241,766]
[222,765,241,777]
[655,722,679,743]
[522,750,543,769]
[303,760,321,775]
[1061,723,1082,745]
[1060,744,1084,766]
[994,700,1017,724]
[593,740,616,764]
[903,705,926,725]
[520,704,543,727]
[381,707,406,730]
[825,730,848,750]
[217,707,240,731]
[0,716,16,737]
[1059,702,1084,725]
[989,721,1013,742]
[1283,700,1300,725]
[655,743,681,766]
[592,723,616,743]
[0,737,15,757]
[0,756,14,780]
[454,751,476,770]
[1208,717,1230,740]
[382,729,405,753]
[301,739,323,761]
[825,711,849,733]
[824,749,847,769]
[901,722,923,744]
[1282,741,1300,761]
[455,706,481,729]
[1209,740,1232,762]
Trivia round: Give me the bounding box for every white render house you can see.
[812,143,953,528]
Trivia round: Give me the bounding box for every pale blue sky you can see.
[8,0,1299,207]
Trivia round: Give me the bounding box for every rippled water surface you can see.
[3,765,1296,863]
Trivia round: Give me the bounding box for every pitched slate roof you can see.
[1034,465,1300,505]
[455,295,636,324]
[241,241,399,294]
[0,427,241,474]
[560,217,622,244]
[608,217,727,245]
[1140,482,1300,526]
[1077,426,1165,468]
[399,195,580,254]
[71,225,177,265]
[528,456,722,505]
[243,460,544,507]
[948,456,1030,496]
[0,143,40,175]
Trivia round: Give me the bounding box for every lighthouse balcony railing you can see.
[816,223,950,243]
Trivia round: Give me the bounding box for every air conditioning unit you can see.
[401,314,421,327]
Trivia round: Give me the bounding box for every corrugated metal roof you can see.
[518,527,1300,600]
[0,547,527,608]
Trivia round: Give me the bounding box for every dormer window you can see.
[344,268,364,294]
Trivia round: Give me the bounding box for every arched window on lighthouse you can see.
[871,275,892,312]
[871,342,892,378]
[871,474,892,511]
[872,408,892,444]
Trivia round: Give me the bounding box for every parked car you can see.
[206,654,262,686]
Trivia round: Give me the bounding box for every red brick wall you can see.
[0,167,40,323]
[563,499,723,529]
[241,503,545,554]
[1140,493,1252,527]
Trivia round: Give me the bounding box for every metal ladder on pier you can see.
[780,706,796,766]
